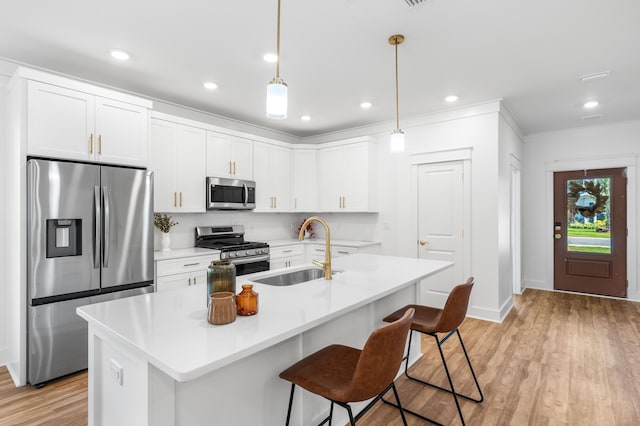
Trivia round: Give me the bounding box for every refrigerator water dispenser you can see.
[46,219,82,258]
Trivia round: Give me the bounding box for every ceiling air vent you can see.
[405,0,430,6]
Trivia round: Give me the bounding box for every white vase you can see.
[160,232,171,252]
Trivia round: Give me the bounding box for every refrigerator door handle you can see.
[102,186,111,268]
[94,186,101,269]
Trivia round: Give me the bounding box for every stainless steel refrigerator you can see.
[27,158,154,385]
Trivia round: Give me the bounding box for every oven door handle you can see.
[228,254,270,265]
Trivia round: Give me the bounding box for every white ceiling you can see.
[1,0,639,138]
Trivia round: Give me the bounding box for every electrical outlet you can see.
[110,358,123,386]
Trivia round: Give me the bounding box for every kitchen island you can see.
[77,254,452,426]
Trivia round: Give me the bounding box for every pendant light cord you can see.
[394,40,400,130]
[276,0,281,79]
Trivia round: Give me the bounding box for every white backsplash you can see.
[153,211,380,250]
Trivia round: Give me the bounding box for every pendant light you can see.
[389,34,405,152]
[266,0,287,119]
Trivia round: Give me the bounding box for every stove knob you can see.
[236,251,243,257]
[228,252,236,258]
[247,249,255,256]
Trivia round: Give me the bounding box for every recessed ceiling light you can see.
[583,101,599,109]
[300,115,311,121]
[203,82,218,90]
[578,71,610,82]
[263,53,278,63]
[360,102,372,109]
[110,49,130,61]
[445,95,458,102]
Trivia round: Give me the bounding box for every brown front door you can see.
[553,168,627,297]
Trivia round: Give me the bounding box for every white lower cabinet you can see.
[155,253,219,292]
[269,244,305,269]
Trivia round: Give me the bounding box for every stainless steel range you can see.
[195,225,270,275]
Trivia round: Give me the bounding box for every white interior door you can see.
[418,161,465,288]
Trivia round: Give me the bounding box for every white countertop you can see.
[154,247,220,261]
[77,254,451,382]
[268,239,381,248]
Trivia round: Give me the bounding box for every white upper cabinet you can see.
[27,80,149,167]
[253,142,292,212]
[206,132,253,180]
[292,149,317,212]
[318,140,377,212]
[149,118,206,213]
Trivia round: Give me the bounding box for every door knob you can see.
[554,234,561,239]
[419,240,429,246]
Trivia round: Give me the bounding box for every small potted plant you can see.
[297,218,316,239]
[154,213,178,251]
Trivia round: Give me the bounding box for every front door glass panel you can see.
[566,177,611,254]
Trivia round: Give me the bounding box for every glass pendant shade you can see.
[266,78,288,119]
[390,129,405,152]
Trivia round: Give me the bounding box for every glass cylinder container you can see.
[207,260,236,304]
[236,284,259,316]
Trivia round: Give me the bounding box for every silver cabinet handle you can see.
[283,249,293,253]
[188,277,192,286]
[183,262,200,267]
[194,277,197,285]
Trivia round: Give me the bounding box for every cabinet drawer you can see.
[307,244,357,258]
[332,246,357,257]
[270,244,304,259]
[156,254,217,277]
[156,270,207,292]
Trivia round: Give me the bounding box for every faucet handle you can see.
[312,259,325,268]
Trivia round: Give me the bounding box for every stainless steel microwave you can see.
[206,177,256,210]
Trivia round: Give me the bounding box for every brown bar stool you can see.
[382,277,483,426]
[279,308,415,426]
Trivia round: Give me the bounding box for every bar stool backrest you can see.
[435,277,475,334]
[347,307,415,402]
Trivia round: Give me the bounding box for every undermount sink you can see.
[253,268,339,286]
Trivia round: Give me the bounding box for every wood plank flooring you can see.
[2,289,640,425]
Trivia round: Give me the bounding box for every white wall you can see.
[0,73,8,365]
[523,121,640,299]
[498,113,525,316]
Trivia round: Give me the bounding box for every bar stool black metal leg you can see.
[391,382,408,426]
[404,329,483,403]
[346,404,355,426]
[285,383,295,426]
[435,336,465,426]
[456,329,484,403]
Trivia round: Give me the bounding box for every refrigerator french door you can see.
[27,159,154,385]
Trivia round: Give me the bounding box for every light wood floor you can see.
[2,289,640,425]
